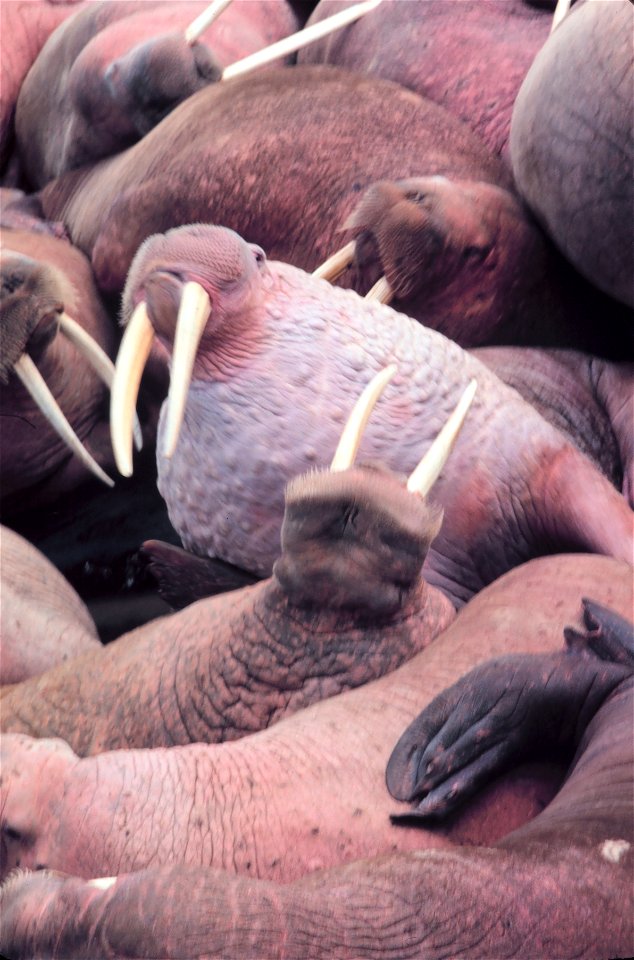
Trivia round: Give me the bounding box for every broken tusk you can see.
[365,276,393,304]
[14,353,114,487]
[551,0,572,33]
[161,281,211,460]
[222,0,382,81]
[110,302,154,477]
[312,240,357,282]
[184,0,233,46]
[331,364,397,472]
[58,313,142,452]
[407,379,477,497]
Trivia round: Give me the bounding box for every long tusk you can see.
[551,0,572,33]
[184,0,233,46]
[407,379,477,497]
[58,313,142,451]
[331,364,397,472]
[365,276,393,304]
[222,0,382,81]
[110,302,154,477]
[161,281,211,460]
[312,240,357,282]
[14,353,114,487]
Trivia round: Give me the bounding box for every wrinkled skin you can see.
[15,0,299,189]
[38,65,511,293]
[0,467,455,753]
[299,0,560,160]
[0,228,116,507]
[333,175,628,351]
[124,225,633,607]
[511,0,634,307]
[473,346,634,504]
[0,554,631,889]
[0,0,87,179]
[2,600,632,960]
[0,525,100,686]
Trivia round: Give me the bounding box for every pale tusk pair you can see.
[111,282,211,477]
[313,241,394,305]
[185,0,382,80]
[331,365,477,497]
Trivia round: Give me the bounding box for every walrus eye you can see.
[406,191,428,206]
[463,245,488,263]
[1,270,26,296]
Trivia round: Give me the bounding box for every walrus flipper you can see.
[386,608,633,821]
[140,539,259,610]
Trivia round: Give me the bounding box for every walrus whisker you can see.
[14,353,114,487]
[222,0,383,82]
[407,379,477,497]
[110,301,154,477]
[184,0,234,47]
[330,364,397,472]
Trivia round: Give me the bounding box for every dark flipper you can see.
[140,539,259,610]
[387,600,633,821]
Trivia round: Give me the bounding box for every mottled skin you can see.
[15,0,298,189]
[2,602,632,960]
[38,65,511,293]
[0,525,100,686]
[125,225,633,607]
[0,554,631,887]
[0,467,455,753]
[299,0,558,160]
[334,175,626,350]
[0,228,116,508]
[511,0,634,307]
[0,0,87,179]
[473,346,634,505]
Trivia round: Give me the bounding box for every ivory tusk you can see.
[222,0,382,81]
[161,281,211,460]
[88,876,117,890]
[14,353,114,487]
[551,0,572,33]
[407,379,477,497]
[58,313,142,451]
[110,302,154,477]
[365,276,393,304]
[331,364,397,472]
[312,240,357,282]
[184,0,233,46]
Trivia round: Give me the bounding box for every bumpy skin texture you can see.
[0,228,116,507]
[0,467,455,753]
[0,0,87,178]
[0,554,630,885]
[299,0,555,159]
[0,526,100,685]
[38,65,511,293]
[122,225,633,607]
[15,0,298,189]
[511,0,634,307]
[473,346,634,505]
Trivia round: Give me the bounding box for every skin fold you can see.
[0,525,100,686]
[121,225,633,607]
[1,601,631,959]
[0,466,455,753]
[15,0,299,189]
[0,554,630,885]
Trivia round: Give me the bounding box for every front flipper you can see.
[140,539,259,610]
[387,600,633,821]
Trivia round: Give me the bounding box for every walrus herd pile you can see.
[0,1,632,957]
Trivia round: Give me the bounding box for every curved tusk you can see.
[551,0,572,33]
[312,240,357,282]
[331,364,397,472]
[222,0,383,81]
[162,281,211,460]
[58,313,142,452]
[365,276,393,304]
[14,353,114,487]
[184,0,233,46]
[110,302,154,477]
[407,379,477,497]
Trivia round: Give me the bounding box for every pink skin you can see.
[0,554,631,885]
[120,225,634,608]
